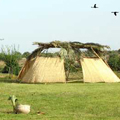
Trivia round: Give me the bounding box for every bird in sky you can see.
[91,4,98,8]
[0,38,4,41]
[111,11,119,16]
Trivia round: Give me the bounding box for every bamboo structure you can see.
[18,41,120,83]
[81,58,120,83]
[18,57,66,83]
[28,41,109,60]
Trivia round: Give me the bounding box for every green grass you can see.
[1,81,120,120]
[0,71,120,120]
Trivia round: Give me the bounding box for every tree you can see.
[108,53,120,71]
[118,49,120,54]
[1,46,21,76]
[22,52,30,58]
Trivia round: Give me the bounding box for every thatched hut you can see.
[18,41,120,83]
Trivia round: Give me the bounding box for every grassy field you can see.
[0,71,120,120]
[1,75,120,120]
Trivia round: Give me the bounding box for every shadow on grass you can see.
[0,77,84,84]
[0,79,84,84]
[1,79,116,84]
[0,79,20,83]
[0,110,14,114]
[67,80,84,83]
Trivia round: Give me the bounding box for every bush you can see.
[22,52,30,58]
[108,53,120,71]
[1,46,22,75]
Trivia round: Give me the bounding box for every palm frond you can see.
[29,40,110,60]
[27,47,44,61]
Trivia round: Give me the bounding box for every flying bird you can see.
[111,11,119,16]
[91,4,98,8]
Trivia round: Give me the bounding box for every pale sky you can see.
[0,0,120,53]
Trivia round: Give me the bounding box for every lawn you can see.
[0,77,120,120]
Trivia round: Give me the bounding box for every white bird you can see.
[8,95,30,114]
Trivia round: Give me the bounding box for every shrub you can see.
[108,53,120,71]
[22,52,30,58]
[1,46,22,75]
